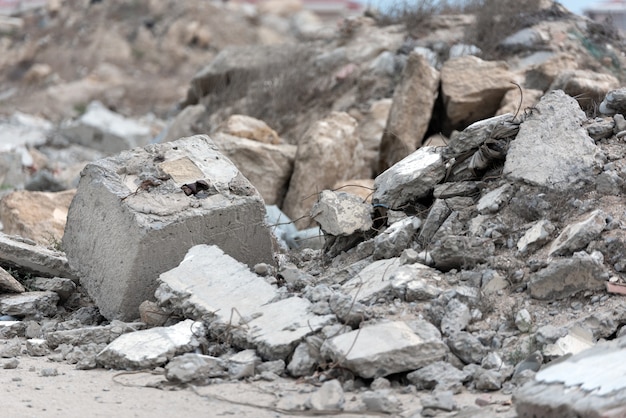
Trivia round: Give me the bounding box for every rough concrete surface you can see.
[63,135,274,321]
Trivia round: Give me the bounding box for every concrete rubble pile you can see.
[2,0,626,416]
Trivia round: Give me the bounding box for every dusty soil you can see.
[2,355,516,418]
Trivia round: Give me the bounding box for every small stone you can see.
[26,338,48,357]
[370,377,391,390]
[515,309,532,332]
[361,390,402,414]
[513,351,543,376]
[421,390,456,412]
[306,379,345,411]
[3,358,19,369]
[40,368,58,377]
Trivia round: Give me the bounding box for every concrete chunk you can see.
[321,320,447,378]
[529,252,606,300]
[373,146,445,209]
[63,135,274,321]
[156,245,277,321]
[242,297,335,361]
[0,233,76,280]
[548,209,607,256]
[0,291,59,318]
[157,245,333,360]
[503,90,600,189]
[310,190,372,236]
[96,319,204,370]
[514,336,626,417]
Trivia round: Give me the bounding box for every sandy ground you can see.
[1,355,518,418]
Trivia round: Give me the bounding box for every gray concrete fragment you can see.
[543,327,594,358]
[64,135,274,320]
[46,321,145,349]
[503,90,600,189]
[60,101,152,154]
[515,309,532,333]
[474,368,504,391]
[517,220,554,254]
[310,190,372,236]
[341,257,402,304]
[287,341,318,377]
[373,216,421,260]
[360,390,402,414]
[418,199,452,246]
[23,277,76,302]
[528,252,606,300]
[390,263,443,302]
[96,319,204,370]
[321,321,447,378]
[477,185,512,214]
[430,235,495,272]
[407,361,470,392]
[0,266,24,293]
[165,353,227,383]
[238,296,335,361]
[0,291,58,318]
[548,210,607,256]
[306,379,345,411]
[441,299,471,336]
[0,338,22,357]
[227,349,259,379]
[26,338,48,356]
[447,331,487,365]
[373,146,445,209]
[157,245,333,360]
[0,233,76,280]
[422,390,457,412]
[514,336,626,417]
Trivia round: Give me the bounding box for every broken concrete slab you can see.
[548,209,607,257]
[0,266,25,293]
[430,235,495,272]
[0,291,59,318]
[517,220,554,254]
[321,320,447,379]
[373,146,445,209]
[310,190,372,236]
[165,353,227,383]
[156,244,277,321]
[341,257,403,304]
[528,252,607,300]
[63,135,274,321]
[543,326,594,359]
[157,245,333,360]
[60,101,152,154]
[373,216,421,260]
[503,90,601,190]
[235,296,335,361]
[23,277,76,302]
[96,319,204,370]
[389,263,443,302]
[46,321,145,349]
[514,336,626,417]
[0,232,76,280]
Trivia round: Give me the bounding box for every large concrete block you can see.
[63,135,274,321]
